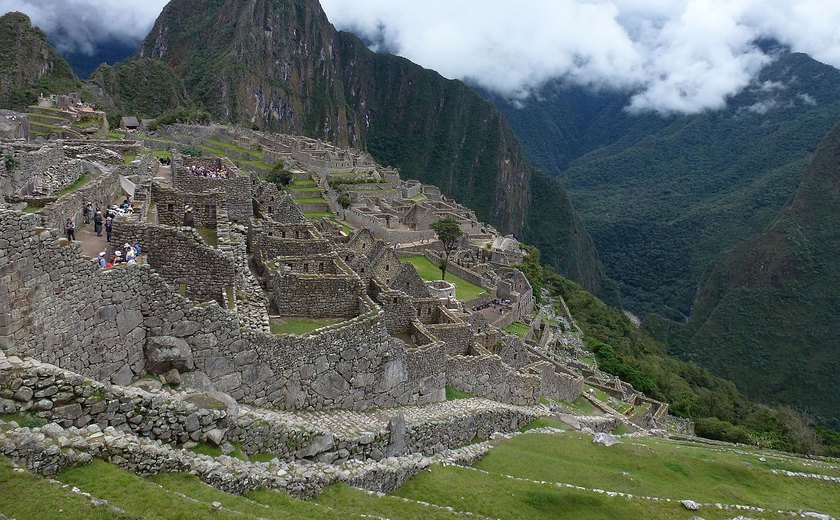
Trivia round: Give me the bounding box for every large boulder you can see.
[144,336,194,374]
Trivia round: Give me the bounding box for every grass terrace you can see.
[195,227,218,247]
[270,317,344,335]
[401,255,486,302]
[57,173,91,196]
[503,321,531,337]
[304,211,334,219]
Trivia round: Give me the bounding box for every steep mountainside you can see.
[135,0,610,295]
[86,58,194,120]
[0,12,79,110]
[650,120,840,426]
[489,52,840,320]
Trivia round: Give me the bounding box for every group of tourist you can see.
[472,298,512,313]
[185,164,231,179]
[97,242,142,269]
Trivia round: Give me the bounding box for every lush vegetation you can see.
[493,52,840,320]
[0,12,80,110]
[653,119,840,431]
[401,255,486,301]
[517,247,838,455]
[269,317,344,336]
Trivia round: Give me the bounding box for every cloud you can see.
[321,0,840,114]
[0,0,168,55]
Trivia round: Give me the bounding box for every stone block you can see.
[144,336,194,374]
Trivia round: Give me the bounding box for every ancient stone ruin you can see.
[0,126,685,500]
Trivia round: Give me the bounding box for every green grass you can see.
[57,173,90,196]
[409,192,427,200]
[612,423,633,435]
[520,417,566,431]
[394,463,735,520]
[188,443,222,457]
[58,460,256,520]
[294,197,328,204]
[401,255,486,302]
[559,396,602,416]
[22,204,40,214]
[579,356,595,366]
[445,385,474,400]
[468,432,840,515]
[290,179,317,187]
[0,457,123,520]
[195,227,217,247]
[315,484,463,519]
[304,211,334,219]
[269,317,344,335]
[107,131,125,140]
[287,186,321,193]
[0,412,46,428]
[154,150,172,159]
[122,154,137,165]
[206,138,263,159]
[503,321,531,337]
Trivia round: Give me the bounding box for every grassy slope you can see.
[659,119,840,427]
[0,12,79,110]
[494,52,840,320]
[401,254,486,301]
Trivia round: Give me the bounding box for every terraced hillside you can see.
[3,427,837,519]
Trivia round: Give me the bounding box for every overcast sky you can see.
[3,0,840,114]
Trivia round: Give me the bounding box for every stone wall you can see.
[36,168,124,235]
[424,322,473,356]
[171,154,252,223]
[112,220,237,305]
[152,184,221,228]
[0,142,63,196]
[0,210,148,384]
[0,354,228,444]
[446,355,539,406]
[266,257,362,318]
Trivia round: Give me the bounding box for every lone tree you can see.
[269,163,293,187]
[430,217,463,280]
[337,193,352,219]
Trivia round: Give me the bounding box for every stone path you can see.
[242,398,547,438]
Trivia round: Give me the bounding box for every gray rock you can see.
[386,414,406,457]
[680,499,700,511]
[13,386,34,402]
[53,403,83,420]
[132,379,162,392]
[298,433,334,458]
[0,398,16,413]
[592,432,620,447]
[205,428,226,446]
[111,364,134,386]
[179,371,216,392]
[144,336,194,374]
[184,413,200,432]
[163,369,182,386]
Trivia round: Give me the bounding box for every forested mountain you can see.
[489,52,840,320]
[0,12,79,110]
[131,0,610,297]
[648,119,840,426]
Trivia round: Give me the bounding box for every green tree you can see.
[4,153,19,170]
[337,193,352,219]
[430,218,463,280]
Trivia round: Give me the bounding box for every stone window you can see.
[295,230,300,239]
[205,205,211,214]
[345,255,350,262]
[281,231,286,238]
[385,264,390,271]
[360,267,365,273]
[167,204,174,213]
[318,262,324,272]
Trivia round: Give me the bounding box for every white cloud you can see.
[2,0,839,115]
[0,0,168,55]
[321,0,840,114]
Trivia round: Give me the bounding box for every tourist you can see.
[83,202,92,224]
[124,243,136,263]
[97,251,107,269]
[93,209,103,237]
[112,250,123,265]
[64,218,75,241]
[104,217,113,243]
